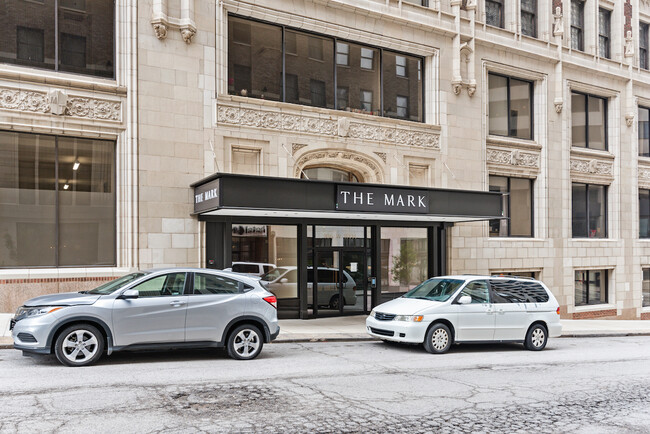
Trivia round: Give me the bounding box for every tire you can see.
[524,324,548,351]
[227,324,264,360]
[423,323,452,354]
[54,324,105,367]
[329,295,341,310]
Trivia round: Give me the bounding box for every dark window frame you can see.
[228,13,425,123]
[574,269,609,306]
[640,189,650,238]
[486,0,505,28]
[598,8,611,59]
[489,175,535,238]
[0,130,117,269]
[1,0,115,79]
[572,183,608,239]
[643,268,650,307]
[640,106,650,157]
[641,22,649,70]
[571,91,608,150]
[571,0,585,51]
[488,72,535,140]
[521,0,538,38]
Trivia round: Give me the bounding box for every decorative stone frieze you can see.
[639,163,650,188]
[0,87,121,122]
[570,158,613,176]
[293,150,383,183]
[217,100,441,149]
[486,147,540,170]
[374,152,387,163]
[291,143,308,155]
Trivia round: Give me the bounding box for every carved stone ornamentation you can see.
[486,148,540,169]
[373,152,387,163]
[570,158,613,176]
[217,102,441,149]
[180,26,196,44]
[452,81,462,95]
[293,150,383,182]
[625,31,634,58]
[467,83,476,97]
[0,87,121,121]
[626,113,635,127]
[553,7,564,38]
[639,167,650,182]
[292,144,308,155]
[554,98,563,113]
[153,23,168,40]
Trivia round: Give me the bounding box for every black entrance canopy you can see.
[191,173,503,223]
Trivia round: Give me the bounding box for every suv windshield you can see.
[86,272,149,295]
[260,268,286,282]
[403,278,464,302]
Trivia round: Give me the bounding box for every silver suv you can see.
[10,268,280,367]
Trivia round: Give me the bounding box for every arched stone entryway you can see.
[293,149,384,183]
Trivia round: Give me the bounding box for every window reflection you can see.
[381,227,428,293]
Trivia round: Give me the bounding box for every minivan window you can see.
[403,278,464,302]
[519,281,550,303]
[490,280,525,303]
[261,268,289,282]
[86,272,148,295]
[193,273,240,295]
[459,280,490,303]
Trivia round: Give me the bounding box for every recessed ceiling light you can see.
[63,184,69,190]
[73,160,80,171]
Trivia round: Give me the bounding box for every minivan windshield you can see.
[260,268,288,282]
[86,272,149,295]
[402,278,464,302]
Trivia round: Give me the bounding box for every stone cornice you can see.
[639,159,650,188]
[570,155,614,184]
[486,145,540,175]
[0,86,122,122]
[216,97,441,150]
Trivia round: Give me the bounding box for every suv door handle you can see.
[169,300,187,307]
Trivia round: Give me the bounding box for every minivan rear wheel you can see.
[54,324,104,367]
[423,323,452,354]
[227,324,263,360]
[524,324,548,351]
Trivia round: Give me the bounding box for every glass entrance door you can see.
[313,248,367,316]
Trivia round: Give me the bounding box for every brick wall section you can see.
[0,277,115,313]
[642,312,650,320]
[572,309,618,319]
[624,0,632,35]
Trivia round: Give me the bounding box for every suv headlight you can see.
[394,315,424,322]
[17,306,64,318]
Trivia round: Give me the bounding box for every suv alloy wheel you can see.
[54,324,105,367]
[227,324,264,360]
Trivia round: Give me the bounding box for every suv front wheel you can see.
[227,324,264,360]
[54,324,105,367]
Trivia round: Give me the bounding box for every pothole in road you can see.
[165,384,287,415]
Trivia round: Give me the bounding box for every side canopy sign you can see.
[336,185,429,214]
[194,178,220,214]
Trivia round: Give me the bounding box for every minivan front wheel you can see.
[424,323,452,354]
[525,324,548,351]
[54,324,104,367]
[227,324,263,360]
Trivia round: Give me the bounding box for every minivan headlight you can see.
[18,306,64,318]
[369,310,376,318]
[394,315,423,322]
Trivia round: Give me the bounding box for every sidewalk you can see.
[2,313,650,349]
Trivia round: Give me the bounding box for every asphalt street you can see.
[1,337,650,433]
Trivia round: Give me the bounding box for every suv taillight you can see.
[263,295,277,309]
[556,307,561,315]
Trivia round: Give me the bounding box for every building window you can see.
[640,107,650,157]
[336,42,349,66]
[301,167,359,183]
[643,269,650,307]
[0,0,115,78]
[228,16,423,122]
[571,0,584,51]
[575,270,608,306]
[401,0,430,6]
[489,176,534,237]
[641,22,649,70]
[598,8,611,59]
[360,48,374,70]
[572,183,607,238]
[486,0,504,28]
[0,131,115,268]
[640,189,650,238]
[488,73,533,140]
[571,92,607,150]
[521,0,537,38]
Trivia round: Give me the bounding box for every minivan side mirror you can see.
[120,289,139,299]
[458,295,472,305]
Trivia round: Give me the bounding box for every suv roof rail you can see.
[490,274,536,280]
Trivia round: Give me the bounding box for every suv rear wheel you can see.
[423,323,452,354]
[524,324,548,351]
[227,324,264,360]
[54,324,105,367]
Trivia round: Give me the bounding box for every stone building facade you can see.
[1,0,650,320]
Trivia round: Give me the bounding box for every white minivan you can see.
[366,275,562,353]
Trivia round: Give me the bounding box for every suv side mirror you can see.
[458,295,472,305]
[120,289,139,299]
